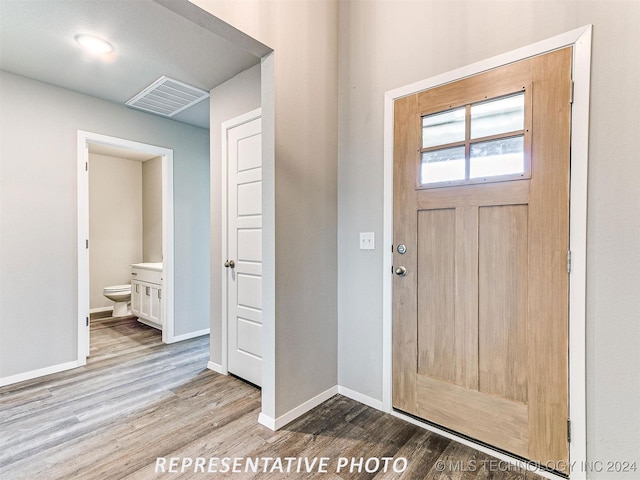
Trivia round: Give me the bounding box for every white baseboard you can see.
[258,385,339,431]
[171,328,210,343]
[207,361,226,375]
[257,412,277,430]
[338,385,384,410]
[90,306,113,314]
[0,360,81,387]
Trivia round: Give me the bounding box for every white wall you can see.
[0,71,210,378]
[89,153,143,310]
[194,0,339,421]
[209,64,261,366]
[142,156,162,263]
[337,0,639,476]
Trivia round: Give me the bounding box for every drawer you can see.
[131,267,162,284]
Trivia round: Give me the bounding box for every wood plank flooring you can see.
[0,317,542,479]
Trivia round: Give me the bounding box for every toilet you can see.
[103,284,132,317]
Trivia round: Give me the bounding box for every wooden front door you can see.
[392,48,572,469]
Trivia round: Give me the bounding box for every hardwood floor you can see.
[0,317,542,479]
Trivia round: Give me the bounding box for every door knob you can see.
[395,266,407,276]
[224,260,235,269]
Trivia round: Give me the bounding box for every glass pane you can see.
[422,107,465,148]
[421,146,466,184]
[470,136,524,179]
[470,93,524,139]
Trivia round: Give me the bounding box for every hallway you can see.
[0,317,541,479]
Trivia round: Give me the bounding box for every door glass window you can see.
[422,107,466,148]
[421,146,466,183]
[420,91,529,187]
[470,136,524,178]
[470,93,524,139]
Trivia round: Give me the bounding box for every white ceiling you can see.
[0,0,261,129]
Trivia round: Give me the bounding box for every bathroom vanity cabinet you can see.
[131,263,163,330]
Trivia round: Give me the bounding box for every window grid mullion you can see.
[419,90,528,187]
[465,104,471,180]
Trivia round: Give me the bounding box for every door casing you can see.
[77,130,175,361]
[382,26,592,479]
[219,108,262,377]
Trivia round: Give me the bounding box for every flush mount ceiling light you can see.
[74,34,114,55]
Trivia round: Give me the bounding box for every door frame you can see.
[382,26,592,479]
[218,107,262,375]
[77,130,175,362]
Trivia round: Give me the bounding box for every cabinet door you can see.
[141,284,151,319]
[148,286,162,326]
[131,281,141,316]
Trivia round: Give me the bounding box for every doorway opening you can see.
[77,131,175,361]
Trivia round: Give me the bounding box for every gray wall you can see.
[142,156,162,263]
[209,64,261,366]
[0,71,210,378]
[337,0,639,476]
[89,153,143,310]
[194,0,339,419]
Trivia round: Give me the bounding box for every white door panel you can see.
[237,318,262,356]
[238,229,262,262]
[227,115,262,387]
[237,181,262,216]
[237,134,262,172]
[237,274,262,310]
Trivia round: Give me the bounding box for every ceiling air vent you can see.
[126,76,209,117]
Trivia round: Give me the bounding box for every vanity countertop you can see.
[131,262,163,272]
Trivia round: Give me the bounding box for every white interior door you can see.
[226,112,262,386]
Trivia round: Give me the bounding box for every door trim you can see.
[382,26,591,479]
[218,107,262,376]
[77,130,175,362]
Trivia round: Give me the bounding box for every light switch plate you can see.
[359,232,375,250]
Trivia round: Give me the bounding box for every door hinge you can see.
[567,419,572,443]
[569,81,574,104]
[86,316,89,327]
[566,250,572,273]
[86,239,89,249]
[85,161,88,171]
